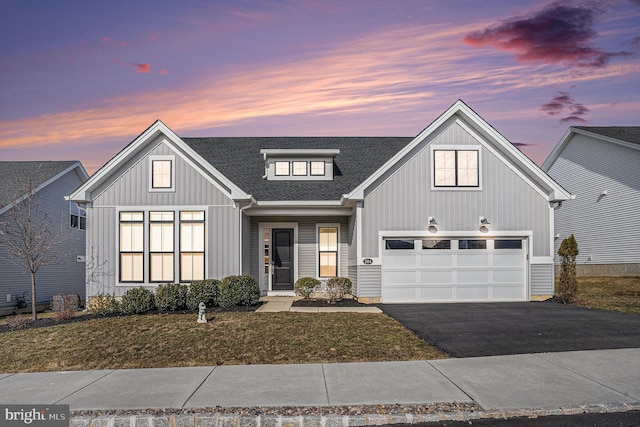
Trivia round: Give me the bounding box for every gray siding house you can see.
[0,161,88,311]
[69,100,570,303]
[542,127,640,276]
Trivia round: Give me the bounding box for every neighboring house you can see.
[0,161,88,311]
[68,100,570,303]
[542,127,640,276]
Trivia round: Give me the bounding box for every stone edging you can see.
[70,402,640,426]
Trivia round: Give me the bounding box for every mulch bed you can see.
[0,305,260,334]
[291,298,369,308]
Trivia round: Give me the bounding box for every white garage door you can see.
[381,238,527,303]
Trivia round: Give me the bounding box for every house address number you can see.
[363,258,373,265]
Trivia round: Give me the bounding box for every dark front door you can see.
[272,228,294,290]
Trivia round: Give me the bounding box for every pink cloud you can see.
[159,69,169,75]
[101,36,112,42]
[135,63,151,73]
[464,2,629,68]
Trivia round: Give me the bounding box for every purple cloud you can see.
[464,1,628,68]
[541,92,589,123]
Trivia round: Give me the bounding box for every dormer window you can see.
[310,161,325,176]
[149,155,175,191]
[292,161,307,176]
[260,149,339,181]
[275,161,290,176]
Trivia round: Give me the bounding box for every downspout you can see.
[238,197,256,274]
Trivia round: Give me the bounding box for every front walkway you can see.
[256,296,382,313]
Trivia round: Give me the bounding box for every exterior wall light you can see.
[479,216,491,232]
[428,216,438,231]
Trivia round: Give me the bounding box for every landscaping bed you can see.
[291,298,368,308]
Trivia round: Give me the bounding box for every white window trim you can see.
[430,145,482,191]
[149,155,176,192]
[116,206,207,286]
[274,161,290,176]
[316,223,340,279]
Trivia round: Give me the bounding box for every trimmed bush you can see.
[219,275,260,308]
[154,283,188,312]
[87,294,120,315]
[557,234,579,303]
[325,277,353,303]
[187,279,220,310]
[294,277,320,299]
[120,287,156,314]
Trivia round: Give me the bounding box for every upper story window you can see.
[275,161,290,176]
[310,161,325,176]
[292,161,307,176]
[70,201,86,230]
[149,155,175,191]
[434,149,479,187]
[260,149,339,181]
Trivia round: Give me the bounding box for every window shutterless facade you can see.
[180,211,205,281]
[434,150,479,187]
[119,212,144,282]
[149,212,174,282]
[275,161,290,176]
[292,161,307,176]
[70,201,86,230]
[310,161,325,176]
[318,227,338,277]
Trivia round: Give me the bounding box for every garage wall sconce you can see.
[479,216,491,232]
[427,216,438,231]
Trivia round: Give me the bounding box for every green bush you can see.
[120,287,156,314]
[87,294,120,315]
[294,277,320,299]
[187,279,220,310]
[219,275,260,308]
[325,276,353,303]
[154,283,188,312]
[557,234,579,303]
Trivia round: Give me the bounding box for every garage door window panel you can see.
[459,239,486,250]
[495,239,523,249]
[422,239,451,249]
[385,239,415,250]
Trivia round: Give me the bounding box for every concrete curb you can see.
[70,402,640,426]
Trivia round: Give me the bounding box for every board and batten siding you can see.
[249,216,349,294]
[361,121,551,258]
[93,138,233,207]
[0,168,86,309]
[87,138,241,297]
[548,133,640,266]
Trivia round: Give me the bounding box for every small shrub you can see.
[187,279,220,310]
[219,275,260,308]
[120,287,156,314]
[88,294,120,315]
[6,314,30,331]
[325,277,353,303]
[557,234,579,303]
[155,283,188,312]
[294,277,320,299]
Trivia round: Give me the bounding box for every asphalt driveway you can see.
[378,302,640,357]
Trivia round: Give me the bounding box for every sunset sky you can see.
[1,0,639,173]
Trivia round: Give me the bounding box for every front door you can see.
[272,228,294,290]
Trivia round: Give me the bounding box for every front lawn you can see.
[0,312,446,373]
[558,276,640,315]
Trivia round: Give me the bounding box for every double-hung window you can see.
[149,212,174,282]
[434,149,479,187]
[318,227,338,277]
[120,212,144,282]
[180,211,205,281]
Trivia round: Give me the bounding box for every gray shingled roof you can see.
[574,126,640,145]
[0,161,78,208]
[182,137,413,201]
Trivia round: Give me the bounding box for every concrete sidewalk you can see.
[255,296,383,313]
[0,348,639,425]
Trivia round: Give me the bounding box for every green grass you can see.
[0,312,446,373]
[557,276,640,315]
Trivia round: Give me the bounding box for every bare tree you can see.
[0,172,68,320]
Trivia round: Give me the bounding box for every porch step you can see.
[256,297,382,313]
